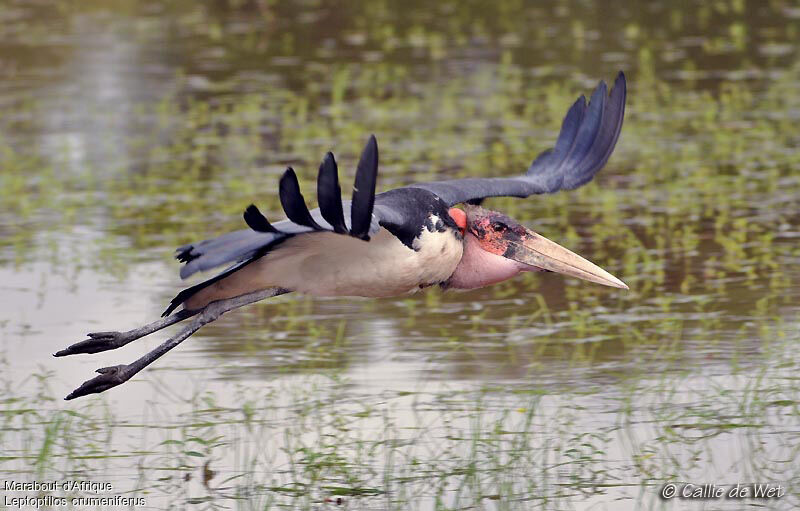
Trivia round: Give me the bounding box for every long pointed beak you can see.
[505,228,629,290]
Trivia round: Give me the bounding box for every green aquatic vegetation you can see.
[1,1,800,509]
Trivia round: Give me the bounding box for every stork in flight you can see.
[56,72,628,400]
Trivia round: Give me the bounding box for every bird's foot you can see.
[54,331,130,357]
[64,365,130,400]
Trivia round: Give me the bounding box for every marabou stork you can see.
[56,72,627,400]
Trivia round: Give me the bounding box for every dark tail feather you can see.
[317,152,348,234]
[350,135,378,240]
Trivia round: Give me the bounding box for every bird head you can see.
[445,205,628,291]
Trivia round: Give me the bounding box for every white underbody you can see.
[184,226,464,310]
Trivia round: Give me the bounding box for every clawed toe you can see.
[54,332,126,357]
[57,289,286,399]
[87,331,119,340]
[64,365,129,400]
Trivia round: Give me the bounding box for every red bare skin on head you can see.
[445,207,544,290]
[470,216,507,255]
[468,212,530,257]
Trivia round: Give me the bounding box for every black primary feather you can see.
[551,81,606,189]
[316,152,348,234]
[279,167,325,231]
[243,204,279,233]
[406,71,626,206]
[349,135,378,240]
[570,77,625,187]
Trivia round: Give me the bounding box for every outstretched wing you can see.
[164,136,382,316]
[175,136,381,281]
[407,72,626,206]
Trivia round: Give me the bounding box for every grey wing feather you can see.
[176,203,380,280]
[176,229,282,279]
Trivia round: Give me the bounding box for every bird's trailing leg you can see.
[54,309,198,357]
[63,287,290,400]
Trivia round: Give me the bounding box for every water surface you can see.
[1,1,799,509]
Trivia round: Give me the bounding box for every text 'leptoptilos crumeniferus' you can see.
[56,72,628,400]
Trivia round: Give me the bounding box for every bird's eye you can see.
[491,220,508,231]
